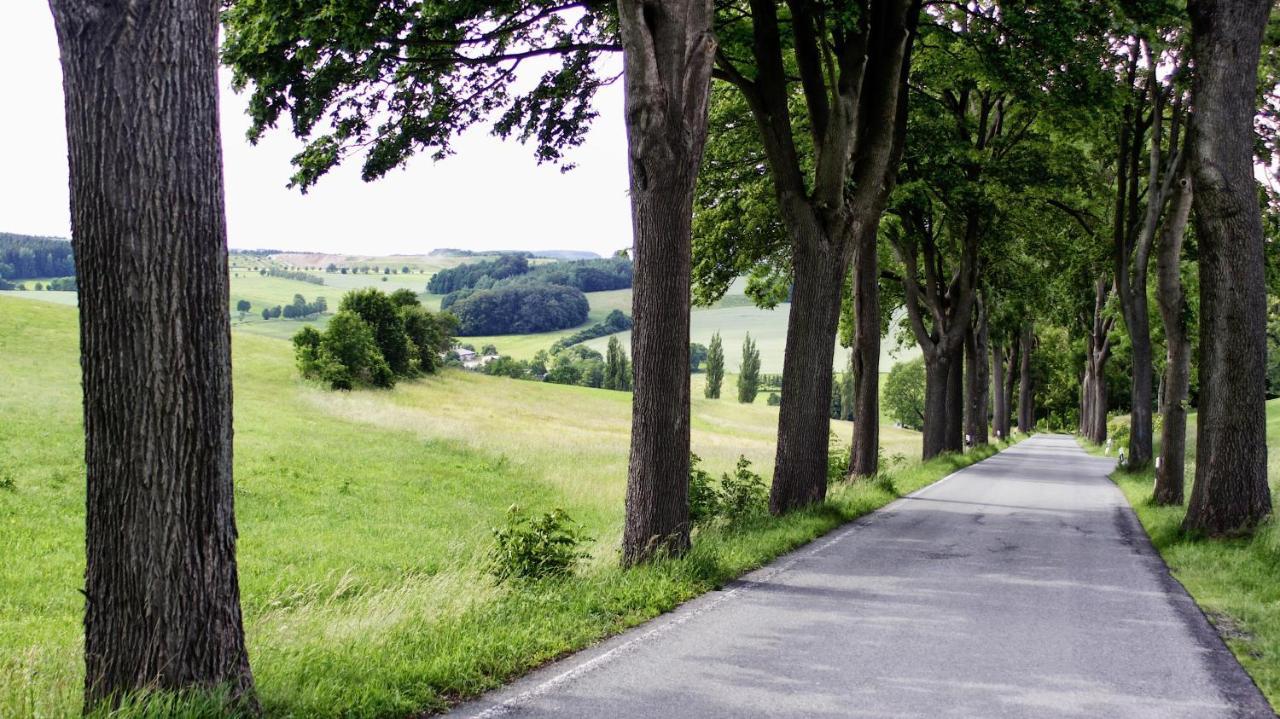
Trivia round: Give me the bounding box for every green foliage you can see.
[0,233,75,279]
[427,254,530,294]
[263,267,323,285]
[704,332,724,399]
[236,299,251,314]
[551,309,633,350]
[446,284,589,336]
[501,257,633,293]
[222,4,615,188]
[603,336,632,391]
[718,456,768,525]
[296,288,453,388]
[687,453,719,524]
[340,288,414,375]
[736,332,760,403]
[689,342,709,372]
[884,358,926,430]
[487,506,590,584]
[766,392,781,406]
[827,432,850,484]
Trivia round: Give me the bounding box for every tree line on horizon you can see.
[44,0,1276,711]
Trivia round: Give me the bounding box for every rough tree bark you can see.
[48,0,256,709]
[850,230,882,477]
[991,338,1007,441]
[1183,0,1272,534]
[619,0,716,564]
[1018,321,1035,433]
[712,0,918,513]
[1154,173,1193,505]
[1003,333,1019,437]
[964,296,990,447]
[895,208,978,459]
[1081,277,1116,445]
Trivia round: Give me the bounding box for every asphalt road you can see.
[450,435,1274,719]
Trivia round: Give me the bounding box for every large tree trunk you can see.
[619,0,715,564]
[921,353,950,460]
[1003,334,1019,437]
[48,0,256,709]
[1018,321,1035,433]
[964,300,990,447]
[849,226,881,478]
[1155,174,1193,505]
[1183,0,1272,534]
[1126,311,1155,467]
[944,344,965,452]
[991,340,1007,442]
[772,237,846,513]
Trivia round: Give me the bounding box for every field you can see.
[1086,406,1280,707]
[0,293,1001,718]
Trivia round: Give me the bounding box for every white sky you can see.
[0,3,633,257]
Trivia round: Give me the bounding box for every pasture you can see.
[0,294,994,718]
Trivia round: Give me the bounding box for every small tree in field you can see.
[236,299,251,319]
[883,357,926,431]
[605,336,632,391]
[705,332,724,399]
[737,333,761,404]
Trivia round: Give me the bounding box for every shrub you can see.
[827,431,849,484]
[309,311,394,390]
[340,288,414,375]
[487,506,591,583]
[719,456,768,524]
[766,392,781,406]
[688,453,719,523]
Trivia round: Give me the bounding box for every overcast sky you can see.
[0,4,633,257]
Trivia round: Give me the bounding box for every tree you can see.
[619,0,715,565]
[1154,173,1193,504]
[705,332,724,399]
[883,357,926,430]
[237,299,252,320]
[737,333,761,404]
[702,0,921,513]
[605,336,632,391]
[1018,321,1035,432]
[689,342,709,372]
[48,0,255,708]
[339,288,413,375]
[1182,0,1273,534]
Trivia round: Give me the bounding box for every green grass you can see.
[1083,404,1280,710]
[0,294,1008,718]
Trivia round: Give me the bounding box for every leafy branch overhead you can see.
[221,0,622,189]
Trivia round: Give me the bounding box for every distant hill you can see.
[0,232,75,280]
[428,248,601,261]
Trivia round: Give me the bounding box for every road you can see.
[450,435,1274,719]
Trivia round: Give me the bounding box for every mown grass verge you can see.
[1079,411,1280,711]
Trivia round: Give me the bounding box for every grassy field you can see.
[1084,405,1280,709]
[0,293,1007,718]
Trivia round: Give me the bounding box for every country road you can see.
[450,435,1274,719]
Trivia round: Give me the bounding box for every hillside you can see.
[0,294,946,717]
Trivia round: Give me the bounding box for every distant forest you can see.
[0,233,75,280]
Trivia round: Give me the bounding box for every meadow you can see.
[0,294,1004,718]
[1085,407,1280,707]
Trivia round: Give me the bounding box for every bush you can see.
[827,431,849,484]
[766,392,781,406]
[551,309,633,350]
[688,453,719,523]
[487,506,591,583]
[719,456,768,525]
[447,284,589,336]
[297,311,394,390]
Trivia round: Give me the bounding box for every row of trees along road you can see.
[49,0,1275,710]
